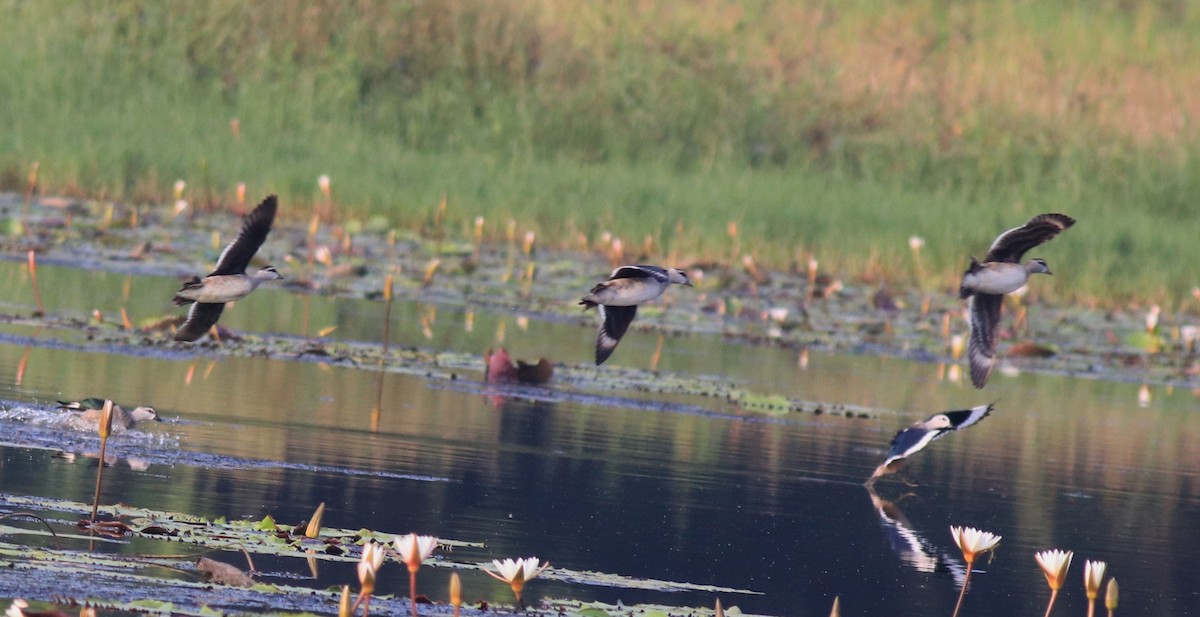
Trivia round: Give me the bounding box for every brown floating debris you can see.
[1006,342,1056,358]
[197,557,255,587]
[485,348,553,385]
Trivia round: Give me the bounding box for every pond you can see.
[0,242,1198,616]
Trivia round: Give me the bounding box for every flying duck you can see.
[173,195,283,342]
[57,398,161,432]
[960,213,1074,388]
[579,265,692,365]
[866,404,993,485]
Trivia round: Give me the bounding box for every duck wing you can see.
[882,426,944,467]
[211,195,278,276]
[984,213,1074,263]
[608,265,669,282]
[175,302,226,342]
[968,293,1003,388]
[939,404,995,431]
[595,305,638,365]
[57,398,108,412]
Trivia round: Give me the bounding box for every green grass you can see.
[2,0,1199,305]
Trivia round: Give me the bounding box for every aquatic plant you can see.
[1034,549,1073,617]
[1084,560,1107,617]
[449,573,463,617]
[338,585,352,617]
[1106,578,1119,616]
[394,533,439,617]
[485,557,550,608]
[949,526,1002,617]
[25,251,44,317]
[355,541,386,617]
[305,502,326,539]
[88,400,115,524]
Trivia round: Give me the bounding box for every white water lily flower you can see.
[949,526,1002,564]
[6,599,27,617]
[1035,549,1073,590]
[361,541,385,572]
[485,557,550,605]
[357,542,386,592]
[1084,560,1107,599]
[394,533,439,573]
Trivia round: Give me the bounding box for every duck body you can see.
[173,195,282,342]
[961,213,1074,388]
[173,268,282,305]
[580,265,692,365]
[959,258,1051,298]
[57,399,161,432]
[581,266,688,307]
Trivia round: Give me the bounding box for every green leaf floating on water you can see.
[127,599,177,611]
[0,491,763,615]
[255,514,277,531]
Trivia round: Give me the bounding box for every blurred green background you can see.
[2,0,1198,303]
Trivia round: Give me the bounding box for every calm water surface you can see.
[0,262,1198,615]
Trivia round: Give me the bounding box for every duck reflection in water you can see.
[56,451,151,471]
[866,485,967,587]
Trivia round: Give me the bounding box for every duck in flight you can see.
[866,404,994,485]
[173,195,283,342]
[580,265,692,365]
[959,213,1075,388]
[57,398,161,432]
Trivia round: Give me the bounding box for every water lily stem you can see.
[27,250,44,316]
[410,569,418,617]
[951,563,973,617]
[1043,589,1059,617]
[90,434,107,522]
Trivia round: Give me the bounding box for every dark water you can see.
[1,262,1199,615]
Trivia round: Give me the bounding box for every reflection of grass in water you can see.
[2,2,1200,303]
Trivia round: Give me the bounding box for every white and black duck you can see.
[960,213,1075,388]
[57,398,161,432]
[867,404,993,485]
[173,195,283,342]
[579,265,692,365]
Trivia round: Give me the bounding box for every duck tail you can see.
[173,277,203,305]
[959,257,983,299]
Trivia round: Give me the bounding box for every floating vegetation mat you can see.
[0,493,764,616]
[0,311,888,422]
[1,193,1197,393]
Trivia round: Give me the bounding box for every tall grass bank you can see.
[2,1,1199,303]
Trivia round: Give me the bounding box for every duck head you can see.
[666,268,693,287]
